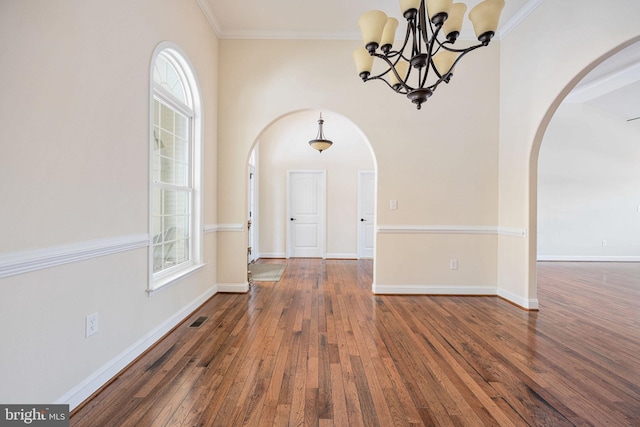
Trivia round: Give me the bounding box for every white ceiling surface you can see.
[565,41,640,122]
[203,0,640,123]
[203,0,535,40]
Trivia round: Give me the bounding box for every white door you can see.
[358,170,375,259]
[288,171,326,258]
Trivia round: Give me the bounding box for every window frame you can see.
[148,43,203,293]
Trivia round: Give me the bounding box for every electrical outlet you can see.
[602,240,607,247]
[450,259,458,270]
[86,313,98,337]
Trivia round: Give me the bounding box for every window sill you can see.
[147,262,205,296]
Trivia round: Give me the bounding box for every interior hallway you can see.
[71,259,640,426]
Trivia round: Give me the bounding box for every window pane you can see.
[160,130,173,158]
[175,137,188,162]
[165,190,188,215]
[175,113,188,139]
[160,103,174,133]
[153,53,188,105]
[160,156,173,183]
[174,161,187,186]
[175,238,188,264]
[153,99,160,127]
[151,189,162,220]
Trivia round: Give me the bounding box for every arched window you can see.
[149,44,202,290]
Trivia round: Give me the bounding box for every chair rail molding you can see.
[204,223,246,234]
[0,234,149,279]
[377,225,527,237]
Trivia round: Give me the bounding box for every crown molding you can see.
[199,0,543,42]
[497,0,544,40]
[194,0,222,37]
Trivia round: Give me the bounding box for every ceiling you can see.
[202,0,640,123]
[565,41,640,123]
[202,0,535,40]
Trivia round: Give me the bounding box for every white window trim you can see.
[148,42,203,293]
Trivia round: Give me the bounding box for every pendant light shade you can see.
[309,113,333,153]
[389,60,410,88]
[358,10,388,52]
[469,0,505,43]
[400,0,421,15]
[442,3,467,41]
[353,47,374,78]
[380,18,399,51]
[433,49,459,77]
[425,0,453,22]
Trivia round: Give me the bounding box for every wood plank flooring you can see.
[71,260,640,426]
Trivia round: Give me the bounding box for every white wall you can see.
[0,0,219,407]
[256,111,374,259]
[538,103,640,260]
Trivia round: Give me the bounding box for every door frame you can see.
[286,170,327,259]
[247,163,258,263]
[357,170,375,259]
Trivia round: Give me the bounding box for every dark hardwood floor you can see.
[71,260,640,426]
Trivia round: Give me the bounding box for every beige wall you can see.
[4,0,639,409]
[0,0,219,406]
[218,38,502,292]
[255,110,374,259]
[498,0,640,304]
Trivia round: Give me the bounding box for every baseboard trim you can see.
[217,282,250,293]
[258,252,286,259]
[324,253,358,260]
[497,288,539,310]
[0,234,149,279]
[372,284,497,296]
[56,284,218,410]
[372,284,538,310]
[537,255,640,262]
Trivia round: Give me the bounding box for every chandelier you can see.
[308,113,333,153]
[353,0,505,110]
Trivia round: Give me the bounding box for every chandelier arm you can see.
[437,40,488,54]
[371,52,416,92]
[397,18,414,59]
[419,1,431,48]
[419,31,441,89]
[410,17,420,58]
[362,74,411,94]
[429,43,485,82]
[420,65,429,89]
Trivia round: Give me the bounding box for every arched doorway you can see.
[529,37,640,300]
[246,109,378,278]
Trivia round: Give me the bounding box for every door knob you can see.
[290,218,296,221]
[360,218,367,222]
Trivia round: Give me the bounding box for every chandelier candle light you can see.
[353,0,505,109]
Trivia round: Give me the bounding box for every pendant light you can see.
[308,113,333,153]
